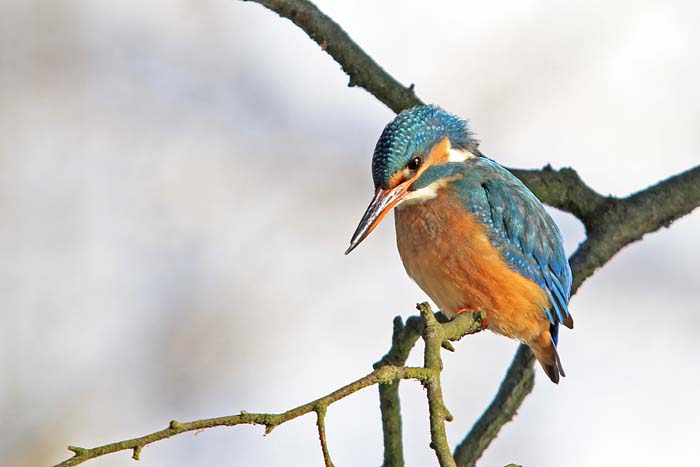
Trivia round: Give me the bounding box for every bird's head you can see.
[346,105,479,254]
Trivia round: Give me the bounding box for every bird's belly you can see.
[394,193,549,342]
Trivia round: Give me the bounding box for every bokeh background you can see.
[2,1,699,466]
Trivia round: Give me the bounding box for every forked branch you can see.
[54,364,434,467]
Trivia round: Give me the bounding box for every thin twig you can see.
[315,405,335,467]
[54,365,433,467]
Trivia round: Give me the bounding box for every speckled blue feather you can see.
[372,105,478,189]
[414,159,573,331]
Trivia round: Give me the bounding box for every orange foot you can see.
[455,306,488,329]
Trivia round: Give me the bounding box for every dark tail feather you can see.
[539,344,565,384]
[563,313,574,329]
[551,339,566,378]
[532,326,566,384]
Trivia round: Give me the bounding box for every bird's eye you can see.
[407,156,423,171]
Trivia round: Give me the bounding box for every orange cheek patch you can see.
[388,171,405,189]
[426,137,453,165]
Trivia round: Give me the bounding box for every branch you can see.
[509,166,607,226]
[315,406,335,467]
[514,164,700,293]
[374,316,423,467]
[242,0,422,113]
[569,165,700,292]
[420,304,488,467]
[54,365,433,467]
[374,310,486,467]
[419,303,458,467]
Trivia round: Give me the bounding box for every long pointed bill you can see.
[345,184,409,255]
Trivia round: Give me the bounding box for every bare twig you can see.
[315,405,335,467]
[242,0,422,112]
[54,365,433,467]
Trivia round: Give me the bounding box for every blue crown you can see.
[371,105,478,189]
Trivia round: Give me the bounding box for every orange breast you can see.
[394,190,550,343]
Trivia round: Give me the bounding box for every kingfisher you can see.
[345,105,573,383]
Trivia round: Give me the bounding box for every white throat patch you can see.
[396,174,463,208]
[396,182,442,208]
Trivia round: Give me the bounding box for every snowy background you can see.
[2,1,699,466]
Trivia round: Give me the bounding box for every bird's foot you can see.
[455,306,488,329]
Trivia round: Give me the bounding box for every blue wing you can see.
[448,158,573,330]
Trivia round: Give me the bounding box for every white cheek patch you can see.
[447,148,477,162]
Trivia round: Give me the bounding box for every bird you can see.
[345,105,573,383]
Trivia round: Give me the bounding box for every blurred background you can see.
[2,1,699,466]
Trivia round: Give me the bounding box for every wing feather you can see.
[451,159,573,327]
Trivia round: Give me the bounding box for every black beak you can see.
[345,186,408,255]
